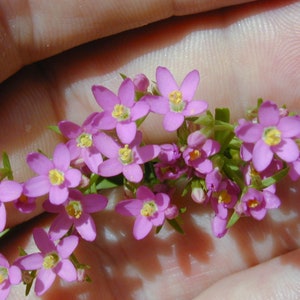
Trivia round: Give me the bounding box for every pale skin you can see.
[1,0,300,299]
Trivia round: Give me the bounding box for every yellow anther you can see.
[112,104,130,121]
[77,133,93,148]
[140,201,157,217]
[43,253,59,269]
[263,127,281,146]
[49,169,65,185]
[247,199,259,208]
[189,149,201,161]
[119,145,132,164]
[218,190,231,204]
[66,201,82,219]
[169,90,185,112]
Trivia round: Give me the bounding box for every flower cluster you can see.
[0,66,299,298]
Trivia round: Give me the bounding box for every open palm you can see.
[1,0,300,299]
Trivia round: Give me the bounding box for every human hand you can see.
[1,0,300,299]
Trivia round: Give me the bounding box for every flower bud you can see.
[191,187,206,203]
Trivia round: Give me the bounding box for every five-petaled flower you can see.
[95,131,160,183]
[235,101,300,172]
[44,189,108,241]
[143,66,208,131]
[92,78,149,144]
[0,254,22,300]
[115,186,170,239]
[16,228,78,296]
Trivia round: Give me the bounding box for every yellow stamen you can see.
[77,133,93,148]
[263,127,281,146]
[49,169,65,185]
[169,90,185,112]
[247,199,259,208]
[189,149,201,161]
[218,190,231,204]
[119,145,132,164]
[43,253,59,269]
[66,200,82,219]
[112,104,130,121]
[140,201,157,217]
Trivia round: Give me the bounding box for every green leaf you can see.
[226,211,240,229]
[1,152,13,180]
[0,228,10,239]
[259,167,289,189]
[215,108,230,123]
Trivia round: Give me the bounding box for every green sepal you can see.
[25,270,37,296]
[0,152,13,180]
[226,211,240,229]
[18,246,28,256]
[167,218,185,234]
[119,73,127,80]
[0,228,10,239]
[47,125,61,134]
[255,167,289,190]
[215,108,230,123]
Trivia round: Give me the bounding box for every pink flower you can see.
[132,73,150,92]
[237,187,281,220]
[58,112,104,174]
[115,186,170,239]
[143,66,208,131]
[92,78,149,144]
[183,131,220,175]
[23,143,82,205]
[235,101,300,171]
[0,180,22,231]
[16,228,78,296]
[0,254,21,300]
[95,131,160,183]
[43,189,108,241]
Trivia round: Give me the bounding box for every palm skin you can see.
[0,0,300,299]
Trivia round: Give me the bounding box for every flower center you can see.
[112,104,130,121]
[169,90,186,112]
[43,253,59,269]
[263,127,281,146]
[77,133,93,148]
[0,267,8,284]
[247,199,259,208]
[49,169,65,185]
[140,201,157,217]
[66,200,82,219]
[119,145,133,164]
[189,149,201,161]
[218,190,231,204]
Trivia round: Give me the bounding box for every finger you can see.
[0,0,258,82]
[194,248,300,300]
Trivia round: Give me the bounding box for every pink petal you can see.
[16,253,43,270]
[57,235,79,258]
[116,122,137,144]
[155,193,170,210]
[184,100,208,116]
[235,122,263,143]
[135,145,160,163]
[118,78,135,107]
[250,207,267,220]
[23,176,50,197]
[82,147,103,174]
[0,180,22,202]
[49,215,72,241]
[66,140,80,160]
[180,69,200,101]
[115,199,143,216]
[75,214,96,241]
[92,85,119,111]
[163,112,184,131]
[93,132,120,158]
[136,186,154,200]
[133,216,152,240]
[278,116,300,138]
[252,139,273,172]
[0,203,6,232]
[123,164,143,183]
[53,143,70,171]
[8,266,21,284]
[65,168,81,187]
[156,67,178,96]
[258,101,280,126]
[212,215,228,238]
[240,143,253,161]
[130,101,149,121]
[94,111,116,130]
[195,159,213,174]
[274,138,299,162]
[82,194,108,213]
[26,152,53,175]
[151,212,164,226]
[55,259,77,282]
[202,139,220,156]
[98,158,123,177]
[58,121,81,139]
[49,185,68,205]
[33,228,55,253]
[263,190,281,209]
[35,268,56,296]
[145,95,169,114]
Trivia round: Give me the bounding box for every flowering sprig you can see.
[0,67,298,298]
